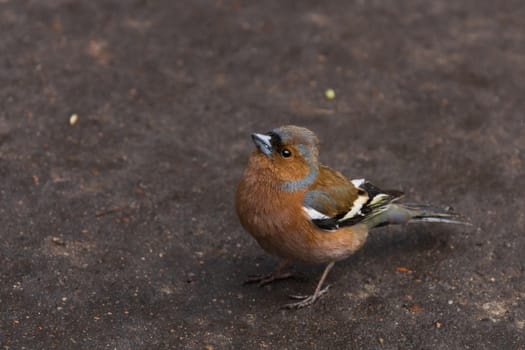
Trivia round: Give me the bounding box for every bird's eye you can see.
[280,148,292,158]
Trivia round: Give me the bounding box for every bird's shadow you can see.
[201,224,461,311]
[244,224,455,277]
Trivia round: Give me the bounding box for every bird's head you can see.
[250,125,319,191]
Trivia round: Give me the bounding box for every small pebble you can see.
[324,88,336,100]
[69,114,79,126]
[51,237,66,246]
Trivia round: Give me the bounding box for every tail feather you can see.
[404,203,469,225]
[362,203,470,229]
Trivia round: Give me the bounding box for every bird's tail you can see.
[361,202,470,229]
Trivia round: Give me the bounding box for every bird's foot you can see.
[282,284,331,309]
[243,271,296,287]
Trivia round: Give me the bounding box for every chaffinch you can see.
[235,125,467,309]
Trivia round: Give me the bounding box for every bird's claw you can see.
[243,271,294,287]
[282,284,331,309]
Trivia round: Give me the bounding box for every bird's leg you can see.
[244,260,294,287]
[283,261,335,309]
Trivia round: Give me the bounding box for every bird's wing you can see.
[303,165,403,230]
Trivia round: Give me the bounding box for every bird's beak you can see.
[251,133,272,156]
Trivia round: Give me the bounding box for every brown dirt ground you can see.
[1,1,524,349]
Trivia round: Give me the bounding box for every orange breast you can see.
[236,164,369,264]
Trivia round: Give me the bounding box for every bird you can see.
[235,125,467,309]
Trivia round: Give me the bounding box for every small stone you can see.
[51,236,66,246]
[324,88,336,100]
[69,114,79,126]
